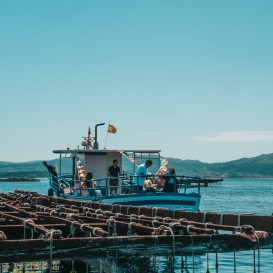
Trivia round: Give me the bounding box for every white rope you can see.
[205,222,213,229]
[95,209,102,214]
[92,227,103,236]
[152,207,159,217]
[179,218,187,224]
[102,210,111,216]
[156,225,166,235]
[203,212,207,223]
[106,218,117,236]
[186,225,196,235]
[163,226,175,256]
[23,219,34,228]
[80,223,90,232]
[163,217,171,223]
[130,216,137,222]
[0,231,7,240]
[66,213,74,220]
[86,211,92,217]
[82,207,89,213]
[35,197,41,205]
[34,225,43,233]
[50,210,57,216]
[23,219,34,239]
[169,222,180,231]
[45,229,61,273]
[127,222,136,236]
[68,221,78,238]
[237,214,241,227]
[152,219,159,228]
[115,213,122,218]
[219,213,224,225]
[253,233,261,273]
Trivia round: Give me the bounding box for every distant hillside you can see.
[0,159,72,178]
[164,153,273,178]
[0,153,273,178]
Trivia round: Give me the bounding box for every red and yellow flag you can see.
[107,124,117,133]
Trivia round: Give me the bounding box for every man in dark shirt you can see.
[107,159,122,194]
[43,161,60,197]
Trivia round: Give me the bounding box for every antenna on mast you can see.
[81,126,94,149]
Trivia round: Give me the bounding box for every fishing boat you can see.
[49,123,201,211]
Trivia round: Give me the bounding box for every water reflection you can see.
[1,250,273,273]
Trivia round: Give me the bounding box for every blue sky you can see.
[1,0,273,163]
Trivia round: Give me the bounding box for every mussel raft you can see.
[0,190,272,263]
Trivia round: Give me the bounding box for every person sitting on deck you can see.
[143,175,156,192]
[155,175,165,191]
[162,168,178,193]
[85,171,100,196]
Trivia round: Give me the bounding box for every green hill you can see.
[0,153,273,178]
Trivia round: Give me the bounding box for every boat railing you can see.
[53,174,202,198]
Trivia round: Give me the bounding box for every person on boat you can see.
[143,175,156,192]
[86,171,94,188]
[132,159,153,193]
[162,168,178,193]
[43,161,60,197]
[155,175,165,191]
[12,265,20,273]
[107,159,122,194]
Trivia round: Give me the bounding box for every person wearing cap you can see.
[132,159,153,193]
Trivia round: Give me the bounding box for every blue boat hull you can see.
[64,192,201,211]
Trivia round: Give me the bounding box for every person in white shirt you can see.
[132,159,153,193]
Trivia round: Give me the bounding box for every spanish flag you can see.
[107,124,117,133]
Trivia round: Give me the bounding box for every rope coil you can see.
[205,222,213,229]
[34,225,43,233]
[68,221,79,238]
[169,222,180,231]
[80,223,90,232]
[23,219,34,228]
[186,225,196,235]
[127,222,136,236]
[152,207,159,217]
[106,218,117,236]
[66,213,74,220]
[152,219,159,228]
[50,210,57,216]
[92,227,103,236]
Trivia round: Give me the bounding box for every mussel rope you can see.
[206,253,210,273]
[215,252,219,273]
[254,232,261,273]
[23,219,34,239]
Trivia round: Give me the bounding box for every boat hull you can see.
[64,192,201,211]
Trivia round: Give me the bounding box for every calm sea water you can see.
[1,178,273,272]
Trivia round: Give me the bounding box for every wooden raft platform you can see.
[0,190,272,262]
